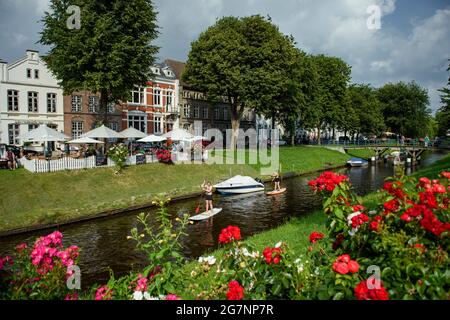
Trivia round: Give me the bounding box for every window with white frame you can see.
[165,90,173,109]
[34,69,39,79]
[214,107,220,120]
[108,102,115,114]
[28,124,39,131]
[193,106,199,118]
[131,87,144,104]
[7,90,19,112]
[26,69,32,79]
[71,95,82,112]
[28,92,38,112]
[202,106,208,119]
[154,116,163,134]
[183,104,190,118]
[153,88,161,107]
[88,96,99,113]
[108,122,119,132]
[8,124,20,145]
[47,93,57,113]
[128,113,147,133]
[223,107,229,120]
[71,121,84,139]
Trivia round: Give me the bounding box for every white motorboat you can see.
[214,175,265,195]
[347,158,369,167]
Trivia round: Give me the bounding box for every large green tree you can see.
[182,15,302,147]
[300,55,352,144]
[377,81,431,138]
[40,0,159,125]
[436,59,450,136]
[347,84,385,138]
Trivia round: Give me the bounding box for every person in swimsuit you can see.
[201,180,214,212]
[272,172,281,191]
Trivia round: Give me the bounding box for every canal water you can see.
[0,151,447,288]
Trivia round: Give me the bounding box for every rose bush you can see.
[0,231,80,300]
[304,170,449,300]
[156,149,172,164]
[107,144,129,173]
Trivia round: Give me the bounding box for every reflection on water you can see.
[0,151,447,288]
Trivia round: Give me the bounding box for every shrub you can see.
[107,144,129,172]
[305,171,450,300]
[0,231,80,300]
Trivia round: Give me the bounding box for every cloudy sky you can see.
[0,0,449,113]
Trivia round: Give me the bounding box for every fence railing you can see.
[19,153,159,174]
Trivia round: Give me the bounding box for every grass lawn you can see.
[0,147,352,233]
[174,154,450,298]
[345,149,376,159]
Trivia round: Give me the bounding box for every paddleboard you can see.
[266,188,287,196]
[189,208,223,221]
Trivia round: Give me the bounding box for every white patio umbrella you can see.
[19,124,69,157]
[20,124,69,142]
[68,137,105,144]
[163,128,193,141]
[121,127,147,155]
[81,125,125,139]
[120,127,147,139]
[138,135,167,143]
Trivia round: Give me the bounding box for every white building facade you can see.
[0,50,64,146]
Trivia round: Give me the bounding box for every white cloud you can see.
[0,0,447,112]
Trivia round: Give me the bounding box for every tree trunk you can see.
[230,105,240,150]
[317,125,321,146]
[100,88,109,126]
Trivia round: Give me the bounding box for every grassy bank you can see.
[174,153,450,298]
[0,147,351,233]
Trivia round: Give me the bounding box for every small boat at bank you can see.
[214,175,265,195]
[347,158,369,167]
[266,188,287,196]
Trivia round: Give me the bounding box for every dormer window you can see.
[152,67,160,75]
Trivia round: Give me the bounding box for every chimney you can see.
[0,59,7,82]
[26,49,39,61]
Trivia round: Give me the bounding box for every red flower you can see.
[309,232,325,244]
[263,247,283,265]
[433,184,446,194]
[440,171,450,179]
[383,199,400,213]
[352,205,366,213]
[226,280,244,300]
[332,254,359,275]
[419,191,439,209]
[420,210,450,237]
[354,280,389,300]
[348,260,360,273]
[351,214,369,229]
[218,226,241,244]
[308,172,348,193]
[370,221,380,231]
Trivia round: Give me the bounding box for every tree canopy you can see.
[182,15,303,147]
[40,0,159,124]
[436,59,450,136]
[347,84,385,137]
[377,81,431,138]
[299,54,352,144]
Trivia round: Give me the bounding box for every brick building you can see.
[64,90,122,139]
[164,59,256,137]
[120,63,179,135]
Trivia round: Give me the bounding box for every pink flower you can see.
[135,274,148,292]
[165,294,181,300]
[95,285,113,300]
